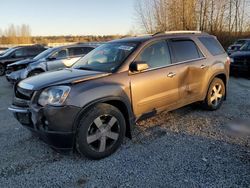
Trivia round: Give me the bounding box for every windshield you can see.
[239,42,250,51]
[1,47,17,57]
[73,42,139,72]
[33,48,54,60]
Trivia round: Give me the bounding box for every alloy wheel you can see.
[210,83,223,107]
[87,115,120,153]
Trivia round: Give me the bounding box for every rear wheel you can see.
[76,103,126,159]
[28,70,43,77]
[203,78,225,110]
[0,64,6,76]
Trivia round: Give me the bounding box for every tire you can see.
[0,64,6,76]
[76,103,126,159]
[203,78,225,111]
[28,70,43,77]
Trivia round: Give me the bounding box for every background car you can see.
[227,39,250,55]
[230,41,250,77]
[6,43,100,83]
[0,47,9,55]
[0,45,46,76]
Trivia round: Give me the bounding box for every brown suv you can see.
[9,31,230,159]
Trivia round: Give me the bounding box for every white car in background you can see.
[6,43,101,83]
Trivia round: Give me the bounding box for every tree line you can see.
[135,0,250,47]
[0,24,123,45]
[0,24,31,44]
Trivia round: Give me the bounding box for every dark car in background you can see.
[230,41,250,77]
[227,39,250,55]
[0,45,46,76]
[6,43,99,83]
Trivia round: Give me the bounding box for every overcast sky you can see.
[0,0,136,36]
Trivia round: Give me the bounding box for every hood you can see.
[230,51,250,58]
[7,58,36,67]
[18,68,110,90]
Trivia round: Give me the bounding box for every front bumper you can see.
[9,104,81,150]
[6,70,23,83]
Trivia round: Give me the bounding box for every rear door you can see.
[130,40,181,117]
[168,38,207,102]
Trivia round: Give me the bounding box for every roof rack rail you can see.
[153,30,206,36]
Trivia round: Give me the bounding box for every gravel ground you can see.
[0,76,249,188]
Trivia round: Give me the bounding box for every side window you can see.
[26,48,38,56]
[137,41,171,69]
[68,47,94,57]
[51,49,67,59]
[199,37,225,56]
[170,40,203,63]
[68,47,84,57]
[83,47,94,54]
[14,49,26,57]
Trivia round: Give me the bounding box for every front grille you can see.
[7,64,27,74]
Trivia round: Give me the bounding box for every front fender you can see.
[68,82,134,137]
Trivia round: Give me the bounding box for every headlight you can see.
[230,58,234,63]
[38,86,71,106]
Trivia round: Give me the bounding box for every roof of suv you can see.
[110,31,210,44]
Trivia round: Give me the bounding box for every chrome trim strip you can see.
[18,82,34,90]
[8,106,29,113]
[129,57,206,75]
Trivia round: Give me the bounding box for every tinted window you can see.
[26,48,40,56]
[170,40,203,63]
[51,49,67,59]
[14,49,26,57]
[137,41,171,68]
[68,47,94,56]
[199,37,225,56]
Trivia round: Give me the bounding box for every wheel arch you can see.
[206,72,228,100]
[28,68,45,76]
[72,96,135,140]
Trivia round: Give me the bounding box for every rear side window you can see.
[199,37,225,56]
[14,49,26,57]
[68,47,94,56]
[170,40,203,63]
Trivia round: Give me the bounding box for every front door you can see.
[129,40,180,117]
[47,49,68,70]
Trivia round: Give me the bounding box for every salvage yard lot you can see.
[0,76,249,187]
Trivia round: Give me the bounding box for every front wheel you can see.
[0,64,6,76]
[76,103,126,159]
[203,78,225,110]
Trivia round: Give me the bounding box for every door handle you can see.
[200,64,207,69]
[167,72,176,78]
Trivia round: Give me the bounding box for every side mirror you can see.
[129,61,149,72]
